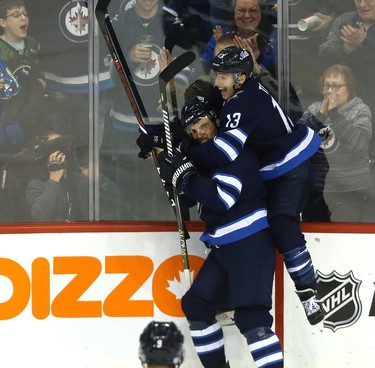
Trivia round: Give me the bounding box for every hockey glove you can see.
[158,150,197,192]
[178,136,199,157]
[136,133,166,159]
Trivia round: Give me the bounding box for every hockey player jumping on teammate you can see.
[158,96,283,368]
[182,46,325,326]
[139,321,184,368]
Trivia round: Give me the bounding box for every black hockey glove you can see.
[158,150,197,192]
[178,137,199,157]
[136,133,166,159]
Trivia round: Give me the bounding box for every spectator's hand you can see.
[248,33,260,59]
[312,13,333,32]
[232,35,259,56]
[213,25,223,42]
[233,34,250,50]
[233,35,261,74]
[48,151,66,182]
[158,47,173,72]
[320,93,337,115]
[340,23,367,55]
[130,43,152,64]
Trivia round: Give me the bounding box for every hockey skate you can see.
[296,288,325,325]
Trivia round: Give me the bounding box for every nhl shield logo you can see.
[317,270,362,332]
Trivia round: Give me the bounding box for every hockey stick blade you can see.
[159,51,196,158]
[159,51,196,86]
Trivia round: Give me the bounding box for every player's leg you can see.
[235,308,283,368]
[266,160,325,325]
[181,253,228,368]
[223,231,283,367]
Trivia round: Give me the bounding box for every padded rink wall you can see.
[0,222,374,367]
[284,223,375,368]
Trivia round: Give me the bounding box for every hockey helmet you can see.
[180,96,218,132]
[211,46,254,77]
[139,321,184,367]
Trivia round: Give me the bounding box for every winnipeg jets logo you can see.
[317,270,362,332]
[60,1,89,43]
[133,45,161,86]
[318,125,338,154]
[69,5,88,34]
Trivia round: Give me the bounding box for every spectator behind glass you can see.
[100,0,195,220]
[0,0,47,155]
[201,0,277,77]
[27,1,114,147]
[318,0,375,158]
[312,0,356,35]
[0,0,48,223]
[25,135,122,222]
[25,131,87,222]
[269,0,356,104]
[138,321,184,368]
[300,64,372,222]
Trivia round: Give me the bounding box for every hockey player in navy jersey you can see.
[158,96,283,368]
[181,46,325,326]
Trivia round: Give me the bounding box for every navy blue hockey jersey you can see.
[183,146,269,246]
[189,78,322,181]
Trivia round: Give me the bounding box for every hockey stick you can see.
[159,51,196,288]
[95,0,190,238]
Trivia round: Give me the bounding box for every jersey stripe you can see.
[259,127,321,180]
[200,209,269,245]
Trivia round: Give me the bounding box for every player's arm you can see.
[185,126,248,169]
[158,151,244,213]
[184,170,243,213]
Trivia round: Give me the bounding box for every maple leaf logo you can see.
[140,58,157,78]
[166,270,194,299]
[69,8,88,34]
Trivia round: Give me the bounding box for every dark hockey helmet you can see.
[211,46,254,77]
[139,321,184,367]
[180,96,218,132]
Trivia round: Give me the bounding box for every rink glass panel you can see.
[0,0,373,223]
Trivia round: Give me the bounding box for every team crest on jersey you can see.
[132,45,162,86]
[60,1,89,43]
[319,125,338,154]
[317,270,362,332]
